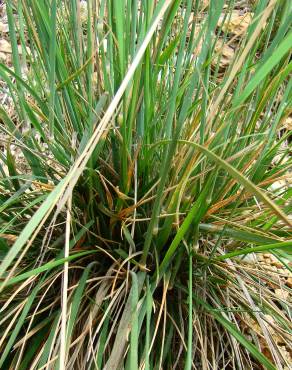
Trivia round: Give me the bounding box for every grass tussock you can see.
[0,0,291,369]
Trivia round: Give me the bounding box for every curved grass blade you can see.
[158,139,291,275]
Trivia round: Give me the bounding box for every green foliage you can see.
[0,0,291,368]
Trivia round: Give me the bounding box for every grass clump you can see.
[0,0,291,369]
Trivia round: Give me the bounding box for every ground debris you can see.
[218,10,253,36]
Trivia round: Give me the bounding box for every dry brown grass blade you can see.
[0,233,17,244]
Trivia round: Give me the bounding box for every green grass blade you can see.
[2,250,97,288]
[233,32,292,107]
[216,240,292,261]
